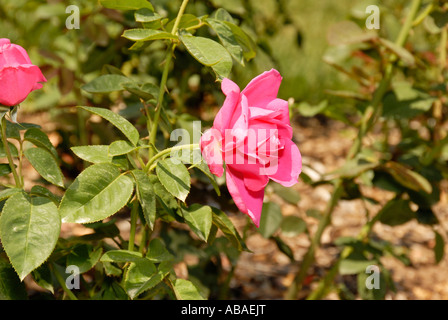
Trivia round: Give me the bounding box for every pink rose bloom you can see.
[0,38,47,107]
[200,69,302,227]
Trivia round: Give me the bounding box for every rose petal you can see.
[221,77,240,96]
[0,65,46,106]
[226,165,265,227]
[0,44,33,67]
[0,39,11,47]
[242,69,282,109]
[213,89,240,133]
[268,139,302,187]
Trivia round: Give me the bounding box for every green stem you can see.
[148,0,189,158]
[128,200,139,252]
[412,2,434,26]
[1,116,21,188]
[145,143,199,172]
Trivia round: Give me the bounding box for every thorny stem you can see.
[286,0,422,300]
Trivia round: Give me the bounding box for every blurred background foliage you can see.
[0,0,441,121]
[0,0,384,110]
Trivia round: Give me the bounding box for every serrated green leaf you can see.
[211,207,248,252]
[221,20,257,61]
[135,8,162,23]
[213,8,235,23]
[0,192,60,280]
[124,260,171,299]
[156,158,190,202]
[131,170,156,230]
[59,163,134,224]
[24,128,58,159]
[2,121,39,141]
[81,74,130,93]
[124,258,157,299]
[102,262,122,277]
[122,29,177,42]
[71,145,112,164]
[80,106,139,146]
[171,278,205,300]
[148,174,178,216]
[180,204,212,242]
[206,18,244,64]
[0,188,21,201]
[109,140,137,156]
[100,250,143,263]
[100,0,153,11]
[179,31,233,80]
[24,148,64,188]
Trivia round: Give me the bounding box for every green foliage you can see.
[59,163,134,223]
[0,192,60,281]
[156,158,191,202]
[24,147,65,188]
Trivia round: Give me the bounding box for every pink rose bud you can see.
[200,69,302,227]
[0,38,47,107]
